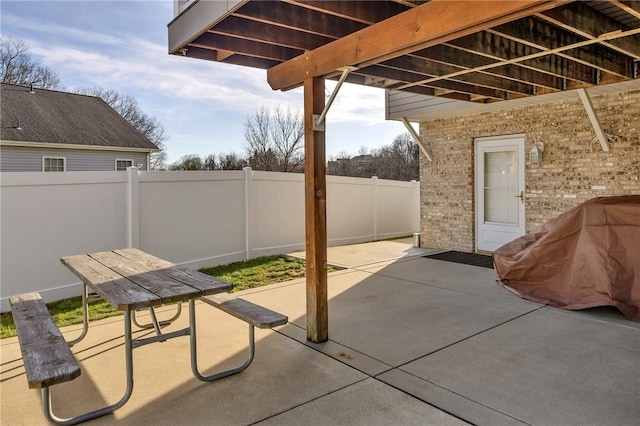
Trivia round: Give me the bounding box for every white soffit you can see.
[395,80,640,122]
[168,0,247,54]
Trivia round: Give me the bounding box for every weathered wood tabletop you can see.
[61,248,232,311]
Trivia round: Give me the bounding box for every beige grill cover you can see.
[493,195,640,321]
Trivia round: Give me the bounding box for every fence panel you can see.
[249,171,306,257]
[1,172,128,309]
[376,179,418,239]
[138,171,247,269]
[327,175,376,245]
[1,169,419,311]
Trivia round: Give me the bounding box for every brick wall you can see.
[418,89,640,252]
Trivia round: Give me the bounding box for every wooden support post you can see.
[304,77,328,343]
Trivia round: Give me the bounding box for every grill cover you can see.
[493,195,640,321]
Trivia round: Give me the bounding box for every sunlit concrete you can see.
[2,239,638,425]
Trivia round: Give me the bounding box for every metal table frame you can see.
[52,249,245,425]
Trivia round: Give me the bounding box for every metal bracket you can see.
[312,114,325,132]
[401,117,432,162]
[577,88,609,152]
[313,66,358,131]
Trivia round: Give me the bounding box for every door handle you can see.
[514,191,524,204]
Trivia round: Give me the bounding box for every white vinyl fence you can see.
[1,168,419,311]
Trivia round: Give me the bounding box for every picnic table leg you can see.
[41,311,135,425]
[131,303,183,331]
[189,299,256,382]
[66,282,90,347]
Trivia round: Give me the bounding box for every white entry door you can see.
[475,136,525,252]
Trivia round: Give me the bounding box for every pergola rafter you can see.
[266,1,570,90]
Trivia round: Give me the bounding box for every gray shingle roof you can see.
[0,83,158,151]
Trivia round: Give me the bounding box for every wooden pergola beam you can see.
[381,56,536,96]
[489,17,635,78]
[267,0,567,90]
[414,45,566,92]
[446,32,597,85]
[209,16,333,50]
[282,0,408,25]
[537,2,640,60]
[233,1,365,38]
[193,33,302,62]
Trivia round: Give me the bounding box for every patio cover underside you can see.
[168,0,640,342]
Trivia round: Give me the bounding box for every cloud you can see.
[2,12,125,48]
[25,32,304,115]
[325,82,388,125]
[8,6,386,124]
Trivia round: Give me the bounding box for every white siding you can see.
[0,146,149,172]
[386,90,470,121]
[386,80,640,122]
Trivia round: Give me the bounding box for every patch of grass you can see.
[1,297,122,340]
[1,312,17,339]
[1,255,328,339]
[199,255,327,292]
[46,296,124,327]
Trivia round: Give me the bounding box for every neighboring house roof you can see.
[0,83,158,151]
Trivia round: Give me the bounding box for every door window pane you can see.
[484,151,517,224]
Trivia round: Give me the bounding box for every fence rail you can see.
[1,168,419,311]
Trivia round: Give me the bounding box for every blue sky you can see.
[1,0,409,164]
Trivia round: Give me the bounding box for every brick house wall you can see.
[418,89,640,252]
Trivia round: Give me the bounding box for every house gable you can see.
[0,83,158,151]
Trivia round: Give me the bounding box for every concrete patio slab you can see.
[277,322,393,377]
[257,378,468,426]
[1,302,367,425]
[400,307,640,425]
[360,256,521,303]
[377,369,527,426]
[288,237,434,268]
[325,272,540,366]
[2,239,638,426]
[251,263,539,367]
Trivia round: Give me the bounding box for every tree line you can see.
[171,107,419,181]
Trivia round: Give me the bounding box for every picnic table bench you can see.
[10,293,80,389]
[9,248,287,425]
[198,293,288,381]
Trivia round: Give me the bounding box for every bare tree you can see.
[327,133,419,181]
[327,151,355,177]
[271,106,304,172]
[243,106,304,172]
[375,133,419,181]
[0,38,60,89]
[203,154,217,170]
[77,87,168,170]
[169,154,204,170]
[218,152,247,170]
[244,107,273,170]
